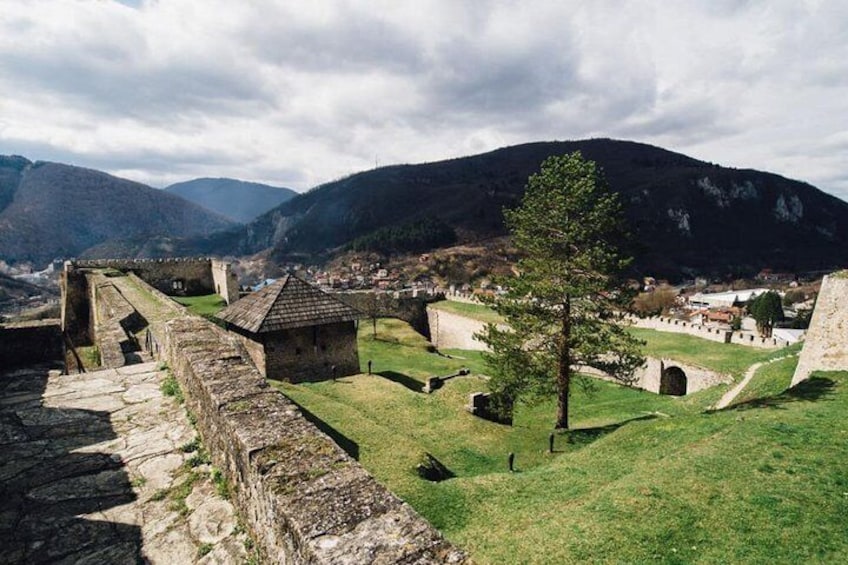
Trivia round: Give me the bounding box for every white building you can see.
[688,288,771,309]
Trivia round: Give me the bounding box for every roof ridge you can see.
[219,273,361,333]
[254,274,289,325]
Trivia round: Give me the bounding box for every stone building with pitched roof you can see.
[216,275,362,383]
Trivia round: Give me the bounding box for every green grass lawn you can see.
[269,319,848,563]
[428,299,504,324]
[631,327,801,379]
[172,294,227,317]
[731,353,801,406]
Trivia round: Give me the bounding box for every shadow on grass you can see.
[377,371,424,393]
[290,402,360,461]
[725,376,836,412]
[558,414,659,450]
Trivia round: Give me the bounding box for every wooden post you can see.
[508,452,515,472]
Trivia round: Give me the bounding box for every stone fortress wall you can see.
[427,305,731,395]
[71,257,239,305]
[336,291,440,339]
[628,315,791,349]
[158,316,466,563]
[60,264,467,563]
[579,357,731,395]
[792,272,848,386]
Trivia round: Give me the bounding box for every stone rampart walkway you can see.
[0,362,251,564]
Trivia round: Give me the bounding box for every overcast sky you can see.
[1,0,847,202]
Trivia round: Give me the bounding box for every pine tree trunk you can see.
[555,296,571,429]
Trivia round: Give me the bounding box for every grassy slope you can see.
[172,294,227,317]
[271,320,847,563]
[731,353,801,406]
[272,321,846,563]
[631,327,801,378]
[451,370,848,564]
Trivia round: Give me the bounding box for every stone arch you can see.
[660,366,687,396]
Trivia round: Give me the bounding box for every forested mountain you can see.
[203,139,848,278]
[4,139,847,279]
[164,178,297,223]
[0,156,235,266]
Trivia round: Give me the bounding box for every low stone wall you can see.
[72,258,215,296]
[792,272,848,385]
[0,319,63,369]
[337,291,438,339]
[629,315,789,349]
[160,316,466,563]
[580,356,732,395]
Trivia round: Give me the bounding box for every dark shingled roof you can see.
[216,275,361,333]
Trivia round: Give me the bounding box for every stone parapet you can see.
[161,316,467,564]
[336,291,438,340]
[70,258,215,296]
[628,315,789,349]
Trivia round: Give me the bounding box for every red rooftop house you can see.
[216,275,362,383]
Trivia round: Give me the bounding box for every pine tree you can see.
[477,152,644,429]
[748,291,784,337]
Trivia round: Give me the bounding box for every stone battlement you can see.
[629,315,790,349]
[158,315,467,563]
[66,257,239,305]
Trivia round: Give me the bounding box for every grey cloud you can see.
[1,1,846,205]
[424,40,580,118]
[243,5,424,74]
[0,137,285,187]
[0,41,274,126]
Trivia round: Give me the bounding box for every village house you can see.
[216,275,362,383]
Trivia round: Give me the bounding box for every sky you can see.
[1,0,847,202]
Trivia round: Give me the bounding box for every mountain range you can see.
[0,156,236,265]
[2,139,847,279]
[164,178,297,223]
[202,139,848,278]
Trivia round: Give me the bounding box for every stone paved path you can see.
[0,362,252,564]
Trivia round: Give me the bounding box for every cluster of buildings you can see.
[643,283,813,344]
[245,260,442,297]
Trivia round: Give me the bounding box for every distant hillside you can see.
[0,157,236,266]
[164,178,297,223]
[0,272,57,303]
[206,139,848,278]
